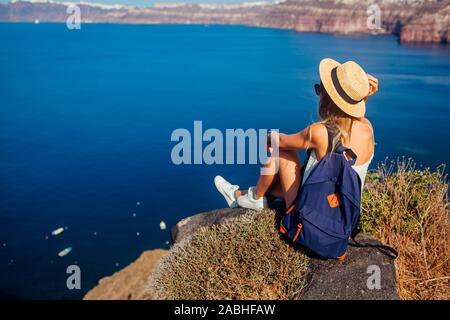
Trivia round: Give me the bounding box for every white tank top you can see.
[301,150,374,193]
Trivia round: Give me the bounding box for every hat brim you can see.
[319,58,366,118]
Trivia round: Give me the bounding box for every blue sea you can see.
[0,23,449,299]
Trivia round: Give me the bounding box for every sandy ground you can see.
[83,249,167,300]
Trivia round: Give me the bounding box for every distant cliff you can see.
[0,0,449,44]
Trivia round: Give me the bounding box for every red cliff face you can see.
[399,5,450,44]
[0,0,449,45]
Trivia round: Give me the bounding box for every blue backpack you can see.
[279,138,362,259]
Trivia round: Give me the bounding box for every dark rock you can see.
[299,235,399,300]
[171,208,250,244]
[172,208,399,300]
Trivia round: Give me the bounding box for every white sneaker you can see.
[214,176,239,208]
[237,187,268,210]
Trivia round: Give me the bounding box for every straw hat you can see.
[319,58,370,118]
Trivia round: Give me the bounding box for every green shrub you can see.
[149,209,308,300]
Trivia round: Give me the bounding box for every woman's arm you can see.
[268,123,323,151]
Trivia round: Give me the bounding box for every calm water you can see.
[0,23,449,299]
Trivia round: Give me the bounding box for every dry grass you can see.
[361,158,450,300]
[149,209,308,300]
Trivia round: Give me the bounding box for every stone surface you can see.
[83,249,167,300]
[171,207,249,244]
[300,235,399,300]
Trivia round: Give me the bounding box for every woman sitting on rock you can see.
[214,58,378,211]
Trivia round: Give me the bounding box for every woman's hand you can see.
[267,130,280,153]
[365,73,378,101]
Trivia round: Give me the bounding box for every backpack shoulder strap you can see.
[325,123,337,153]
[301,123,338,176]
[335,146,358,166]
[301,149,312,179]
[349,235,399,259]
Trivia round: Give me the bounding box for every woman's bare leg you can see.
[266,175,284,198]
[279,150,302,206]
[235,152,279,199]
[236,150,301,207]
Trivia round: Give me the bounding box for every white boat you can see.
[51,227,65,236]
[58,247,72,257]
